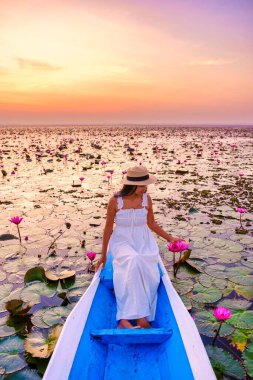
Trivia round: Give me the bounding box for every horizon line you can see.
[1,122,253,127]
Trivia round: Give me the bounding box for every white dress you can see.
[108,192,161,322]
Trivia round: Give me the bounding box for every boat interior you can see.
[69,253,194,380]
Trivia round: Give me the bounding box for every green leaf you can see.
[31,309,51,329]
[194,310,234,337]
[20,283,56,305]
[227,267,253,286]
[0,317,16,338]
[217,299,251,313]
[189,207,198,214]
[24,267,46,284]
[226,310,253,330]
[5,300,32,316]
[192,283,222,303]
[42,306,70,327]
[206,345,244,379]
[24,325,63,358]
[171,279,194,296]
[199,274,227,289]
[0,336,26,374]
[223,281,253,300]
[205,264,229,279]
[5,368,42,379]
[242,342,253,378]
[179,294,192,310]
[227,329,253,352]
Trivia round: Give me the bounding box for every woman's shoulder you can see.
[107,195,117,212]
[146,193,153,205]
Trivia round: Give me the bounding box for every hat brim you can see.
[121,174,156,186]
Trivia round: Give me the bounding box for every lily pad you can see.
[194,310,234,337]
[0,336,26,374]
[0,317,16,338]
[180,294,192,310]
[0,284,14,312]
[192,283,223,303]
[226,310,253,330]
[42,306,70,327]
[45,269,75,282]
[5,300,32,316]
[24,267,46,283]
[226,266,253,286]
[217,299,251,313]
[24,324,63,358]
[0,271,7,282]
[223,281,253,300]
[242,342,253,378]
[206,345,244,379]
[205,264,229,279]
[170,279,194,296]
[31,309,51,329]
[20,283,56,305]
[227,329,253,352]
[189,207,198,214]
[198,274,227,290]
[65,286,90,303]
[4,368,42,379]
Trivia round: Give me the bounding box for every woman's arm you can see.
[95,196,116,271]
[147,194,180,243]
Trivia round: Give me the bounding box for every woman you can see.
[95,165,182,329]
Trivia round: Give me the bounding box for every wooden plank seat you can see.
[90,328,173,345]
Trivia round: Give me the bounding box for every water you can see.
[0,125,252,379]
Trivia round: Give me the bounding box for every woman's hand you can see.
[95,256,107,272]
[168,235,183,243]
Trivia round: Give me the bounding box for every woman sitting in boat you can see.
[95,165,183,329]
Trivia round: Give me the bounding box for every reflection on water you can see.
[0,125,253,379]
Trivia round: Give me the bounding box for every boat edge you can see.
[42,268,102,380]
[158,256,217,380]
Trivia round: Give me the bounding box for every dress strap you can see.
[117,196,124,210]
[142,192,148,208]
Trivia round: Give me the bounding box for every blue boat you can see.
[43,253,216,379]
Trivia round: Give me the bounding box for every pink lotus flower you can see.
[167,240,190,252]
[24,236,29,241]
[108,170,114,175]
[9,216,23,225]
[236,208,247,213]
[11,170,15,175]
[101,161,107,166]
[86,252,97,262]
[212,307,232,346]
[239,172,245,177]
[236,208,247,230]
[79,177,85,182]
[167,240,190,277]
[121,170,127,175]
[213,307,232,321]
[9,216,23,244]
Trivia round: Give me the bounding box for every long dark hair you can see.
[114,185,137,197]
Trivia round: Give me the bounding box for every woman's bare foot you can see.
[136,317,152,328]
[117,319,141,329]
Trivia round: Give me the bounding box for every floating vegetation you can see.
[0,125,253,379]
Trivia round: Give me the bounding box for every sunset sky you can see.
[1,0,253,125]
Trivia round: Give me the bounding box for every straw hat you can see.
[121,166,156,185]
